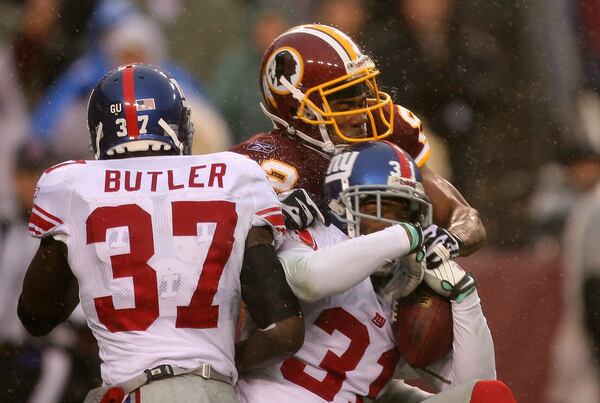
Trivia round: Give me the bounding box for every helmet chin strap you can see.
[342,177,358,238]
[259,103,336,154]
[271,76,336,154]
[94,122,103,160]
[158,118,184,154]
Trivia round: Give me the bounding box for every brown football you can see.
[392,283,453,368]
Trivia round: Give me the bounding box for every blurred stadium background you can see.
[0,0,599,402]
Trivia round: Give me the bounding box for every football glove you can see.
[422,224,461,269]
[379,253,426,301]
[279,189,330,230]
[423,253,476,303]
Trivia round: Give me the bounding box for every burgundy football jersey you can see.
[230,104,430,195]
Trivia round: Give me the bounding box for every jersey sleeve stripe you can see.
[29,211,58,232]
[44,159,86,174]
[28,225,42,236]
[32,203,64,225]
[263,213,286,227]
[256,206,282,216]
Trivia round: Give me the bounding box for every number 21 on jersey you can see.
[281,307,399,401]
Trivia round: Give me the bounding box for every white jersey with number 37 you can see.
[28,152,285,386]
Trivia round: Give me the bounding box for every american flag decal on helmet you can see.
[135,98,156,111]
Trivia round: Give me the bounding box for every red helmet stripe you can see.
[389,143,411,177]
[122,65,139,138]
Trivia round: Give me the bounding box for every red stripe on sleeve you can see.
[44,160,86,174]
[257,206,281,216]
[32,204,63,224]
[264,213,285,227]
[29,212,56,232]
[28,226,42,236]
[122,65,139,138]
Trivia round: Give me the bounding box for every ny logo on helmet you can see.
[324,151,359,183]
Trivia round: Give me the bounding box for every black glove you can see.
[422,224,461,269]
[279,189,331,230]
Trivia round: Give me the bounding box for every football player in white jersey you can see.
[18,64,304,403]
[237,141,515,402]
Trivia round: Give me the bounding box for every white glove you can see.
[379,253,426,302]
[423,251,476,303]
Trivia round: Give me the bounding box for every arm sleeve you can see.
[28,169,72,243]
[278,224,414,302]
[417,289,496,391]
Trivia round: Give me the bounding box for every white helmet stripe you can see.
[159,118,182,151]
[286,25,354,70]
[304,24,362,60]
[95,122,103,160]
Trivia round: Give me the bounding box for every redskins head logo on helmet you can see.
[259,24,394,154]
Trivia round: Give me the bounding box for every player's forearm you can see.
[447,206,486,256]
[235,316,304,373]
[418,289,495,392]
[449,290,496,383]
[421,166,486,256]
[19,238,79,336]
[280,225,415,302]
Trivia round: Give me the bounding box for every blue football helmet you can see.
[323,141,432,238]
[87,63,194,159]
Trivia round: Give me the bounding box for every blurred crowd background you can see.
[0,0,598,402]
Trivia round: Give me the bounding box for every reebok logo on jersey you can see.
[246,142,276,154]
[372,312,386,328]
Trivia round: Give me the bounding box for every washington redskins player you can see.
[230,24,485,266]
